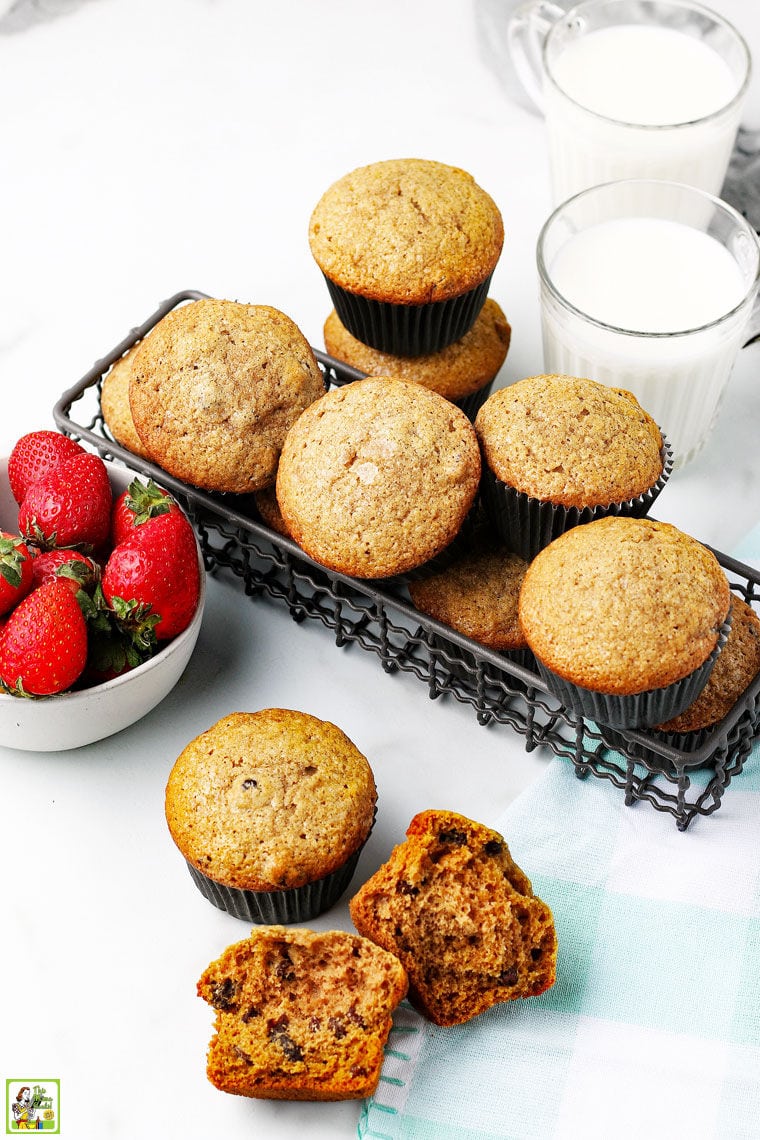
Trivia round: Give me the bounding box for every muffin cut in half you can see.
[350,809,556,1026]
[198,926,408,1101]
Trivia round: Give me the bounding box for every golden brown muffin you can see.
[475,374,669,561]
[128,299,325,493]
[165,710,377,922]
[655,596,760,733]
[198,927,408,1101]
[408,521,529,652]
[275,377,481,579]
[518,517,731,728]
[100,343,152,459]
[350,810,556,1027]
[323,298,511,402]
[253,485,292,538]
[475,373,664,508]
[309,158,504,305]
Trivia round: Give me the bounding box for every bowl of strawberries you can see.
[0,430,206,751]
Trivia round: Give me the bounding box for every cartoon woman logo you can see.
[11,1086,39,1130]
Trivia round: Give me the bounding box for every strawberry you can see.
[0,531,34,616]
[0,579,88,696]
[31,548,101,594]
[111,477,180,547]
[8,430,84,505]
[18,451,112,552]
[102,511,200,641]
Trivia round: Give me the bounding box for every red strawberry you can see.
[102,511,200,641]
[8,430,84,505]
[0,531,34,616]
[18,452,113,552]
[31,548,101,594]
[0,579,88,696]
[111,477,180,546]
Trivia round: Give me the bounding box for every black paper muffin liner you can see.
[322,273,493,357]
[534,611,733,731]
[600,722,719,773]
[183,815,375,924]
[454,379,495,422]
[480,434,674,562]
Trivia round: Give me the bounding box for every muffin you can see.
[128,298,325,493]
[197,926,408,1101]
[604,595,760,769]
[323,298,511,420]
[165,709,377,923]
[349,809,557,1027]
[518,517,732,730]
[309,158,504,355]
[253,485,292,538]
[475,374,671,559]
[100,342,152,459]
[275,377,481,579]
[408,514,532,686]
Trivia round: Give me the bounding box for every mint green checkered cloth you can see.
[360,528,760,1140]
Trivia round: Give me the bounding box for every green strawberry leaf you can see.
[106,593,160,655]
[125,478,173,525]
[0,535,27,589]
[0,675,40,700]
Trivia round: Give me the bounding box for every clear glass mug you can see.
[537,179,760,469]
[508,0,752,203]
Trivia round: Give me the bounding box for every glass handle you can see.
[507,0,567,114]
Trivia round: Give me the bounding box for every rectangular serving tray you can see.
[53,289,760,830]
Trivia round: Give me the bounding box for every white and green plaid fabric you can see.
[360,527,760,1140]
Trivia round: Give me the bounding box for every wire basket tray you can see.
[53,289,760,831]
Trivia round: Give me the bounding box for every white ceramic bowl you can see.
[0,457,206,751]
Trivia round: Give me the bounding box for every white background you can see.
[0,1,759,1137]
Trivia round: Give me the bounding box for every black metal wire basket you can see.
[53,289,760,831]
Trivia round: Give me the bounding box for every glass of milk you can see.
[508,0,751,203]
[537,179,760,468]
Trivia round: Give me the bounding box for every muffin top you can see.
[128,298,325,494]
[408,518,528,651]
[165,709,377,891]
[656,596,760,733]
[308,158,504,304]
[276,377,481,579]
[101,342,152,460]
[518,517,731,695]
[475,374,664,507]
[323,299,511,401]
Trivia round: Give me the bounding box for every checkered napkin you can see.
[360,526,760,1140]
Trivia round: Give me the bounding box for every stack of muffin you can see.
[309,157,512,421]
[97,156,760,746]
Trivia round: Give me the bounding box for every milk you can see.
[540,215,756,466]
[549,218,747,333]
[550,25,737,126]
[544,22,746,201]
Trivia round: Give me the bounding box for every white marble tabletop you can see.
[1,2,759,1138]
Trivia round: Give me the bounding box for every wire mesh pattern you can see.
[53,289,760,830]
